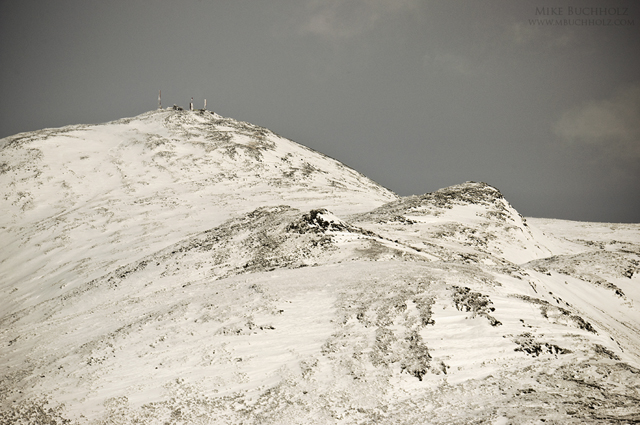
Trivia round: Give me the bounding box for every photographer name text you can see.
[536,7,628,16]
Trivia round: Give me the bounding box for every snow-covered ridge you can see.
[1,111,639,424]
[1,109,397,224]
[351,181,577,264]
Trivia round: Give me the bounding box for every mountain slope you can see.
[1,111,639,424]
[0,109,397,314]
[350,181,579,264]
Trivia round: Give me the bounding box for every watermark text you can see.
[529,18,634,26]
[535,7,629,16]
[531,6,635,26]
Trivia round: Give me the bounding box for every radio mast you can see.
[158,90,162,109]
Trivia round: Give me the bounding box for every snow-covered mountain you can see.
[1,110,639,424]
[0,109,396,314]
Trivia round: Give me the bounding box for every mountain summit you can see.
[1,111,639,424]
[1,109,396,311]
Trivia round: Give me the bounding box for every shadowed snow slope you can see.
[1,111,639,424]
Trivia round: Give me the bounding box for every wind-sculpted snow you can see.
[1,111,640,424]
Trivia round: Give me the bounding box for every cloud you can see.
[554,82,640,159]
[299,0,418,39]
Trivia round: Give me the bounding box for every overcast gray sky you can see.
[1,0,639,222]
